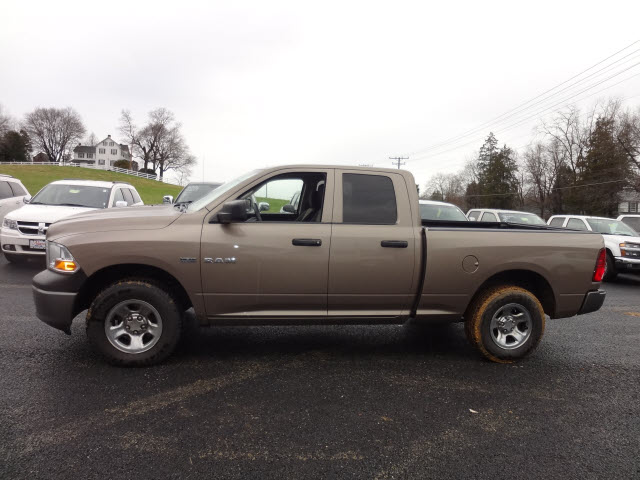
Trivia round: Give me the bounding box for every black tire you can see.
[465,285,545,363]
[86,279,182,366]
[3,252,28,264]
[603,252,618,281]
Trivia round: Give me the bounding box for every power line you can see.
[389,156,408,169]
[464,179,628,198]
[407,40,640,158]
[409,66,640,162]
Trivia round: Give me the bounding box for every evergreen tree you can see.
[0,130,31,162]
[475,133,519,209]
[579,117,630,216]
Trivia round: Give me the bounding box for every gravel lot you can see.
[1,256,639,480]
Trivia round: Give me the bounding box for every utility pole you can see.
[389,156,408,169]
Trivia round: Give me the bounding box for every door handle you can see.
[292,238,322,247]
[381,240,408,248]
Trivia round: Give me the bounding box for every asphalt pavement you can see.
[1,256,639,480]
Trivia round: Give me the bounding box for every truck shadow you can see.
[175,321,475,362]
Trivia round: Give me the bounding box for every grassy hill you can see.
[0,165,182,204]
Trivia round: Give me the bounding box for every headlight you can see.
[2,218,17,230]
[46,241,79,273]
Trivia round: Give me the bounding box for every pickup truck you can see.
[32,165,607,366]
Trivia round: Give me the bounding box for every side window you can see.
[467,210,480,221]
[481,212,498,222]
[122,188,135,206]
[130,189,142,204]
[567,218,588,231]
[343,173,396,224]
[111,188,125,206]
[548,217,564,227]
[239,172,326,223]
[8,182,27,197]
[0,181,13,200]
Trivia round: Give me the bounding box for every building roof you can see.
[73,145,96,153]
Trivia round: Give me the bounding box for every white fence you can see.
[0,161,176,184]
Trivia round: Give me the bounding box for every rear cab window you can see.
[567,218,588,231]
[548,217,565,227]
[481,212,498,222]
[467,210,480,221]
[342,173,397,224]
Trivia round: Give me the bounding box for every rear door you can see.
[328,170,417,318]
[200,168,334,319]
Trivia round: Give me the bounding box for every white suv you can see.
[466,208,546,226]
[547,215,640,280]
[1,179,143,263]
[0,174,31,223]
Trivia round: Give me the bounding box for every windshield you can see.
[587,218,639,237]
[187,170,260,212]
[30,184,111,209]
[175,183,222,204]
[420,203,467,221]
[498,212,546,225]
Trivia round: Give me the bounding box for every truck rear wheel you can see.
[465,285,545,363]
[86,279,182,366]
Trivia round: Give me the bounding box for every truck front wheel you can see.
[465,285,545,363]
[86,279,182,366]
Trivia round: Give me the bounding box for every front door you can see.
[328,170,418,318]
[200,169,334,320]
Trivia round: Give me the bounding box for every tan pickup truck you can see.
[32,165,607,366]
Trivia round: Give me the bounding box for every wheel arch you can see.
[465,269,556,319]
[75,264,193,316]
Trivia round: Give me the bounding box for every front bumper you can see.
[614,256,640,271]
[578,289,606,315]
[32,269,87,334]
[1,228,46,256]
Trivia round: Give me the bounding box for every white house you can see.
[72,135,135,169]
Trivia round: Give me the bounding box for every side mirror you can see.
[23,195,32,204]
[258,202,270,212]
[282,204,296,214]
[216,199,250,224]
[115,200,128,208]
[163,195,174,204]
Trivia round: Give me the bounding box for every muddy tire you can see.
[603,252,618,282]
[465,285,545,363]
[86,279,182,367]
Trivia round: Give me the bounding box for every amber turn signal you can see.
[54,260,77,272]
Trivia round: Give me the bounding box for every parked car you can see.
[280,191,301,214]
[419,200,468,222]
[0,174,30,223]
[33,165,605,366]
[1,180,143,263]
[547,215,640,280]
[467,208,546,225]
[617,214,640,233]
[163,182,223,205]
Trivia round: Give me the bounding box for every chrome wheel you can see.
[489,303,532,350]
[104,300,163,354]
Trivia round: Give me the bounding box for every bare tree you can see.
[153,125,196,180]
[119,108,174,171]
[523,142,560,218]
[0,105,14,137]
[23,107,85,163]
[83,132,99,146]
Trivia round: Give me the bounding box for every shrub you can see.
[113,159,133,169]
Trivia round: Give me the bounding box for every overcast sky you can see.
[1,0,639,188]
